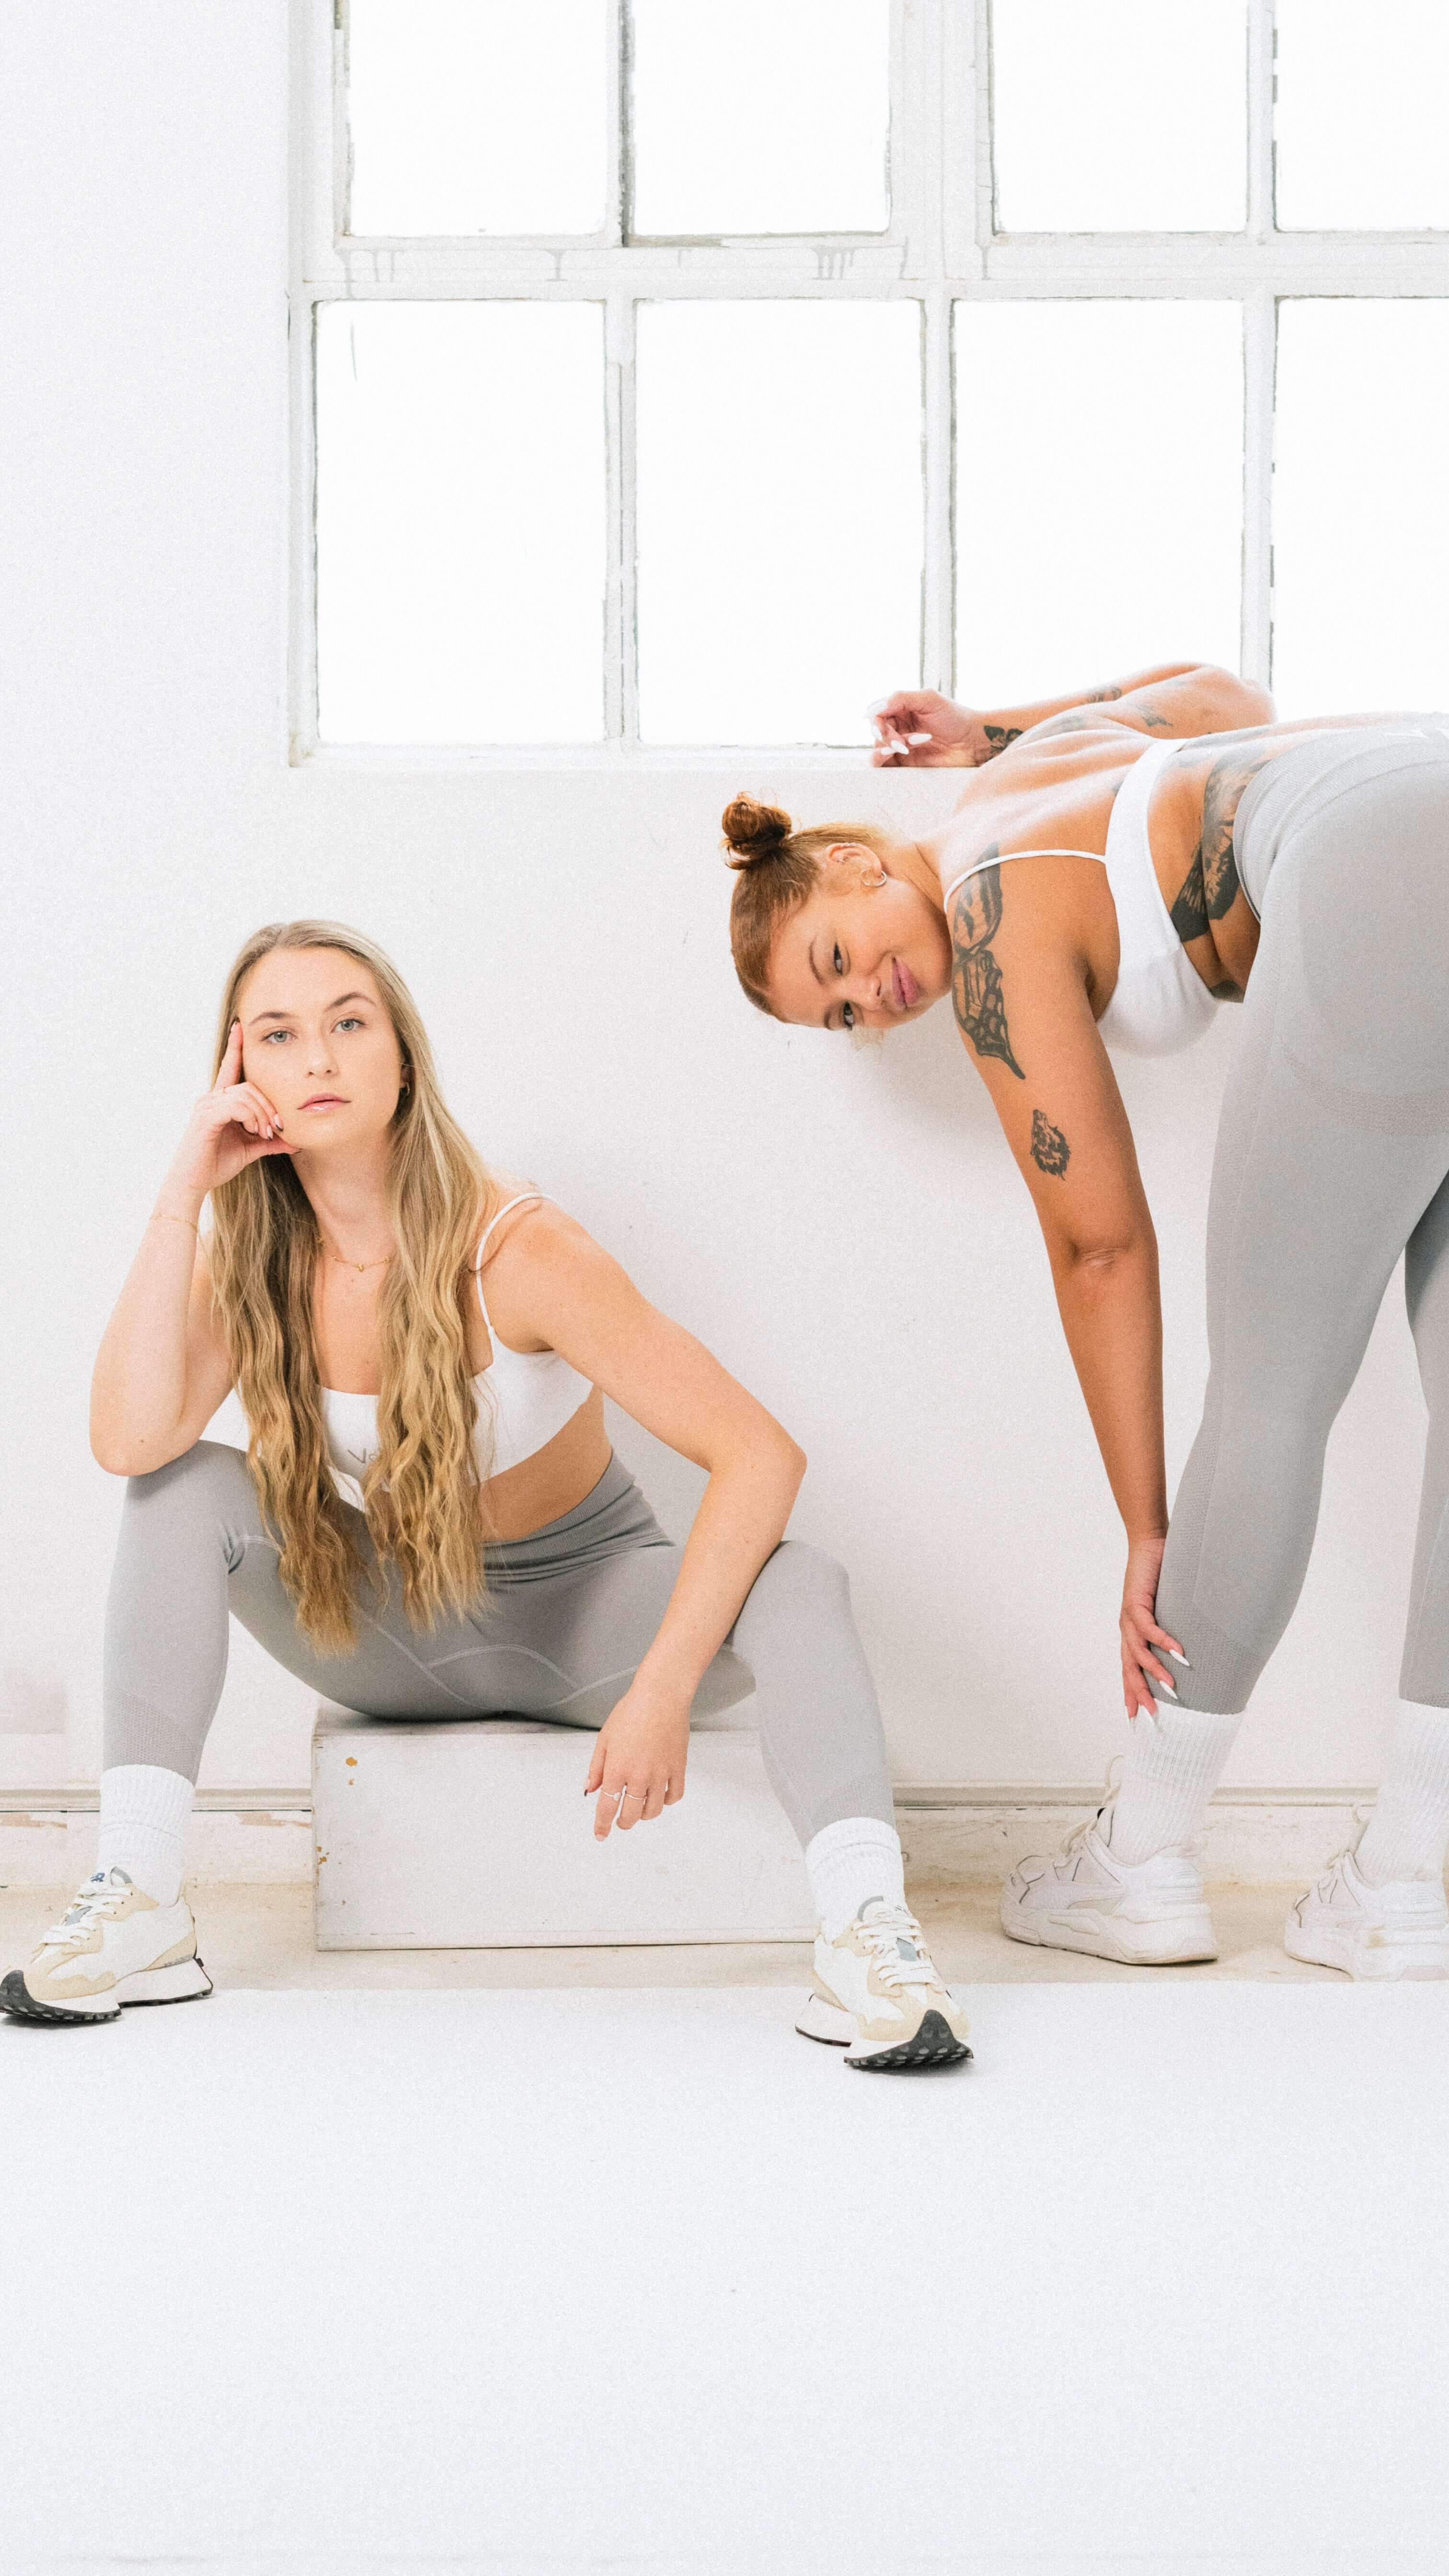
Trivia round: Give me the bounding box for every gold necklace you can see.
[321,1242,394,1274]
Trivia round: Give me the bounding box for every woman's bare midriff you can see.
[934,716,1366,1008]
[476,1385,613,1541]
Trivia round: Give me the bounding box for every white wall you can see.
[0,4,1427,1801]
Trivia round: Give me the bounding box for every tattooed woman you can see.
[722,663,1449,1982]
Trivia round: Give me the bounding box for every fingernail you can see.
[1164,1647,1191,1668]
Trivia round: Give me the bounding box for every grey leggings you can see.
[102,1442,896,1843]
[1158,725,1449,1715]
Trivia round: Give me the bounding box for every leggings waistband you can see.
[481,1451,668,1582]
[1232,720,1449,917]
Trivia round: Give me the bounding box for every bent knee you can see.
[123,1438,256,1507]
[756,1540,852,1613]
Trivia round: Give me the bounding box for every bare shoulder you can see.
[476,1185,596,1265]
[473,1191,616,1349]
[947,720,1137,831]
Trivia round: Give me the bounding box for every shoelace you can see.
[43,1878,126,1947]
[1055,1806,1205,1874]
[1311,1853,1353,1905]
[854,1905,940,1992]
[1060,1817,1100,1868]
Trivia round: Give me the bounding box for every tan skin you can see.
[767,660,1416,1719]
[92,948,805,1840]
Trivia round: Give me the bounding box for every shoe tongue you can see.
[856,1898,920,1961]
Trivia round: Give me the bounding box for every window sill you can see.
[291,740,895,774]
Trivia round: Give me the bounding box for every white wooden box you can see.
[312,1698,814,1949]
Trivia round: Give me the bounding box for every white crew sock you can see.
[1103,1704,1243,1866]
[1355,1700,1449,1886]
[95,1763,194,1906]
[805,1816,907,1938]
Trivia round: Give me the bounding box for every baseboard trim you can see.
[0,1791,313,1889]
[0,1782,1378,1890]
[895,1782,1380,1810]
[0,1787,311,1814]
[895,1788,1376,1886]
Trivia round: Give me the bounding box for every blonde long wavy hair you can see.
[206,920,500,1654]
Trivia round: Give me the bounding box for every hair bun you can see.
[721,794,792,870]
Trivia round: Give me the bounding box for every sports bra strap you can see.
[472,1190,546,1274]
[941,846,1104,907]
[472,1191,547,1338]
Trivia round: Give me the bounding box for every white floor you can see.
[4,1972,1449,2576]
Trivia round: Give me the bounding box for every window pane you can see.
[1276,0,1449,230]
[636,303,920,745]
[991,0,1246,232]
[1273,303,1449,714]
[631,0,890,238]
[346,0,608,236]
[316,303,605,744]
[954,302,1242,705]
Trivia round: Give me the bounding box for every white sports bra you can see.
[321,1192,594,1508]
[941,736,1220,1058]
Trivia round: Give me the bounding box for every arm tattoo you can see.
[1085,685,1123,702]
[1030,1110,1070,1177]
[982,723,1024,759]
[950,859,1025,1079]
[1168,747,1275,944]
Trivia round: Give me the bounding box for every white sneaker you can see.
[796,1899,972,2070]
[1284,1847,1449,1982]
[1000,1780,1217,1966]
[0,1868,213,2024]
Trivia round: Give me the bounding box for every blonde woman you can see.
[720,665,1449,1982]
[4,920,968,2069]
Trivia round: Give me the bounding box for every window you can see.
[292,2,1449,756]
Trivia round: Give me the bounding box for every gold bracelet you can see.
[150,1211,200,1239]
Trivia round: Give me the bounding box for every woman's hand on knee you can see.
[1119,1535,1185,1721]
[585,1684,689,1840]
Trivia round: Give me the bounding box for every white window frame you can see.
[289,0,1449,767]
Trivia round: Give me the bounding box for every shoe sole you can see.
[1000,1896,1218,1967]
[796,1994,972,2071]
[0,1958,214,2025]
[1283,1923,1449,1982]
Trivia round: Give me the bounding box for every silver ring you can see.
[619,1785,645,1805]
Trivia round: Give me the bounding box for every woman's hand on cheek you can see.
[1119,1533,1186,1723]
[584,1681,690,1840]
[164,1017,297,1202]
